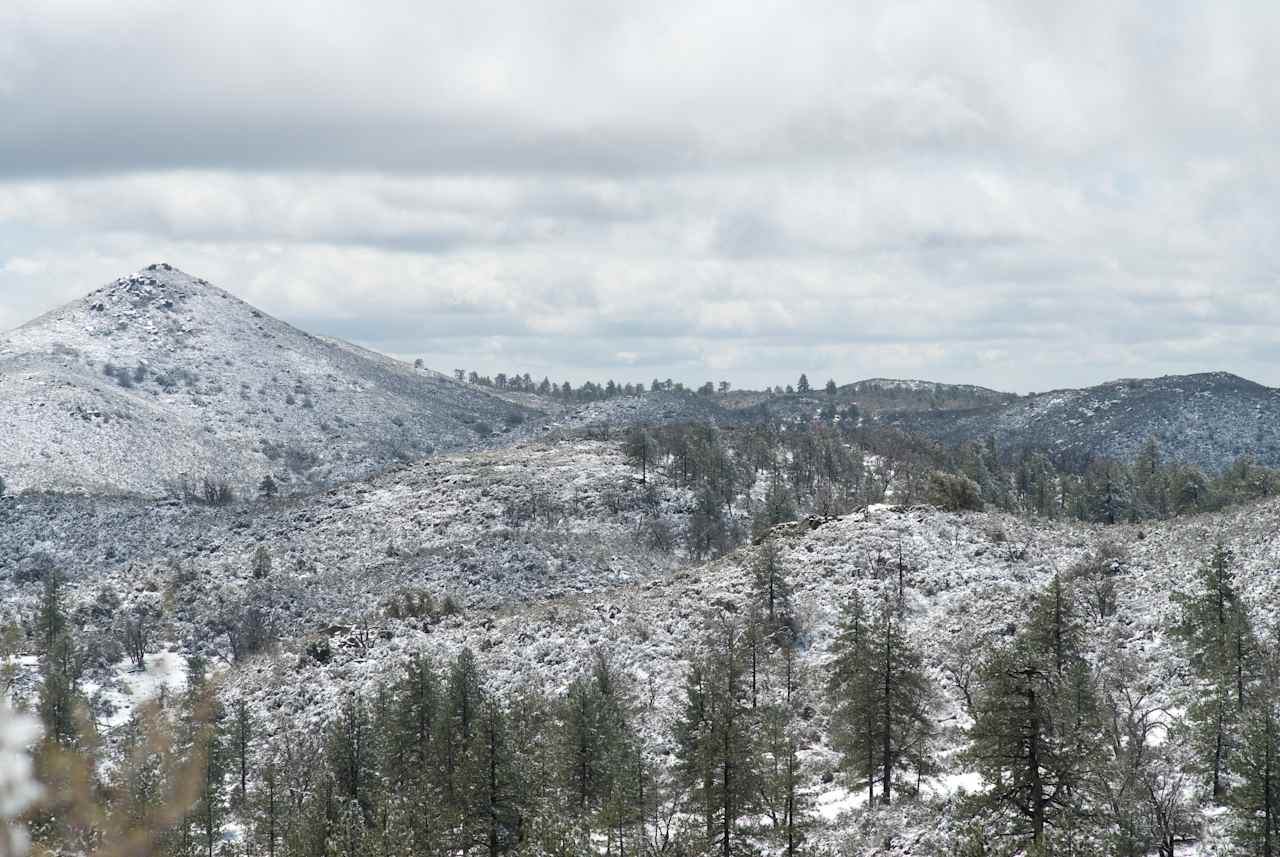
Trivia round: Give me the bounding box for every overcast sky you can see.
[1,1,1277,392]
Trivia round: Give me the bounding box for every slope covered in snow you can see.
[886,371,1280,471]
[0,264,538,496]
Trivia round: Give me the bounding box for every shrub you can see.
[305,637,332,664]
[251,545,272,579]
[171,475,236,506]
[259,474,278,498]
[201,477,235,506]
[13,552,55,585]
[927,471,984,512]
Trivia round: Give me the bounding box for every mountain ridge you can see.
[0,264,538,497]
[882,369,1280,470]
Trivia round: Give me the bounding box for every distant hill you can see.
[882,372,1280,471]
[0,264,538,496]
[716,377,1018,424]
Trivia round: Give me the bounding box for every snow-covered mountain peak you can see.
[0,267,539,497]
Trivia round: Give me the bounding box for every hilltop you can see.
[0,264,537,496]
[883,371,1280,470]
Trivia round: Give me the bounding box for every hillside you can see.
[13,460,1279,853]
[0,264,538,497]
[0,439,690,613]
[884,371,1280,471]
[715,378,1018,427]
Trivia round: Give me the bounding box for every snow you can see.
[98,652,189,729]
[0,265,537,497]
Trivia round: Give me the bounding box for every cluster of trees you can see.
[952,542,1280,855]
[620,419,1280,563]
[924,436,1280,523]
[450,369,662,402]
[622,421,876,560]
[447,370,845,403]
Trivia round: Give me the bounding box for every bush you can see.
[927,471,984,512]
[305,637,332,664]
[170,475,237,506]
[13,552,55,585]
[201,477,236,506]
[251,545,272,579]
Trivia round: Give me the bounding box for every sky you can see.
[0,0,1277,393]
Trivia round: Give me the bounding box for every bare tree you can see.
[118,604,154,671]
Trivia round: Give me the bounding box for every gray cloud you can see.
[2,1,1280,392]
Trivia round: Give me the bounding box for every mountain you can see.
[0,264,538,497]
[882,371,1280,471]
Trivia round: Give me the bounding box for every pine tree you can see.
[827,591,932,806]
[752,538,792,628]
[624,427,658,485]
[967,578,1101,848]
[329,693,376,828]
[1174,541,1251,799]
[477,700,520,857]
[758,632,810,855]
[673,613,761,856]
[251,755,282,857]
[1235,630,1280,856]
[440,648,488,855]
[187,683,226,857]
[753,474,797,539]
[394,653,444,855]
[230,697,252,810]
[827,593,878,804]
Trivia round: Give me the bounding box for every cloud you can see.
[1,1,1279,391]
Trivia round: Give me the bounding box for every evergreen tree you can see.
[827,593,878,804]
[1174,541,1251,799]
[673,613,761,856]
[329,693,376,827]
[394,653,444,855]
[186,680,226,857]
[1235,630,1280,856]
[230,697,252,810]
[753,474,798,539]
[440,648,488,855]
[827,591,932,805]
[623,427,658,485]
[752,538,793,628]
[968,578,1101,848]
